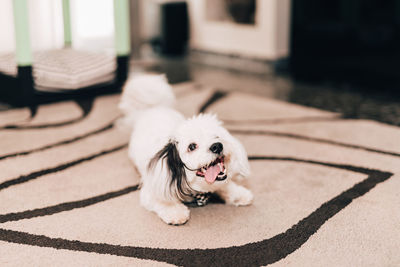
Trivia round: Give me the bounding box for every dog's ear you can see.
[221,130,251,179]
[148,141,192,200]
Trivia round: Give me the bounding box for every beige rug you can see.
[1,82,399,266]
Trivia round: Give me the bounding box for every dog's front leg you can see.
[217,181,253,206]
[140,187,190,225]
[154,201,190,225]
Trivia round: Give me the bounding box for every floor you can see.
[132,51,400,127]
[2,80,399,266]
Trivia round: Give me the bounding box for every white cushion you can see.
[0,48,117,91]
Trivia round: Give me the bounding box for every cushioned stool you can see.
[0,0,131,106]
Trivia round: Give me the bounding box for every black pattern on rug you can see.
[1,88,399,266]
[0,97,95,130]
[0,157,393,266]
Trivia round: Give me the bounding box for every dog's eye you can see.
[188,143,197,152]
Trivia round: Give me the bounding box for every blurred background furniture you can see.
[0,0,130,107]
[150,1,188,55]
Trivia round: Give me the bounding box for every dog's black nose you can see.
[210,142,223,154]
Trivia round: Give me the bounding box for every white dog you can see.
[119,75,253,225]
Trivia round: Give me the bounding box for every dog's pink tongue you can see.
[205,165,220,184]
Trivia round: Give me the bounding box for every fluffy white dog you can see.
[119,75,253,225]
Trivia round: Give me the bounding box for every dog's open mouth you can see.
[196,157,227,184]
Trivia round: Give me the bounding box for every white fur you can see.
[120,74,253,225]
[117,74,175,131]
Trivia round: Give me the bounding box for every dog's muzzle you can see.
[195,157,227,184]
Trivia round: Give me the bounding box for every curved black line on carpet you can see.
[28,105,38,119]
[0,97,95,130]
[223,115,343,125]
[0,121,115,161]
[175,83,206,98]
[74,97,95,118]
[0,157,393,266]
[231,129,400,158]
[0,144,128,191]
[199,91,228,113]
[0,187,222,224]
[0,116,86,130]
[0,185,139,224]
[0,104,36,115]
[0,115,83,130]
[0,156,380,223]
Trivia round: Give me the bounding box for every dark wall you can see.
[290,0,400,89]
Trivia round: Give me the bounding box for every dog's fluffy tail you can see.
[117,74,175,130]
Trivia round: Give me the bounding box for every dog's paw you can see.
[158,204,190,225]
[226,185,254,206]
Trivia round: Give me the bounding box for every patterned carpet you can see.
[1,82,399,266]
